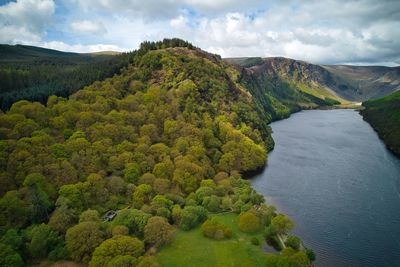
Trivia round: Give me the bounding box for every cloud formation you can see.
[0,0,55,43]
[0,0,399,65]
[70,20,106,35]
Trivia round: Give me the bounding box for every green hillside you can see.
[0,39,315,267]
[361,91,400,156]
[227,57,400,102]
[0,44,131,110]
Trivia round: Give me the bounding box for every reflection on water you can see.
[252,109,400,267]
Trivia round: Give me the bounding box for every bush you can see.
[201,218,232,240]
[285,235,301,250]
[306,248,316,262]
[238,211,261,233]
[179,206,208,231]
[251,237,260,246]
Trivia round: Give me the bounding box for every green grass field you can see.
[156,213,273,267]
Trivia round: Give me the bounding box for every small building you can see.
[104,210,117,221]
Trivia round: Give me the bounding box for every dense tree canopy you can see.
[0,39,310,266]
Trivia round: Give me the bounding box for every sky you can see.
[0,0,399,66]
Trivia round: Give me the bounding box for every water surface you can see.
[252,109,400,267]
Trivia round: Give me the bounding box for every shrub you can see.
[201,218,232,240]
[238,211,261,233]
[306,248,316,262]
[251,237,260,246]
[285,235,301,250]
[179,206,208,231]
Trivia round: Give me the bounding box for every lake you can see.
[251,109,400,267]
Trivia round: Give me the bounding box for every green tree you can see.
[79,209,101,223]
[89,236,144,267]
[137,256,161,267]
[65,222,104,263]
[124,163,141,184]
[0,243,24,267]
[23,173,53,223]
[26,224,61,259]
[132,184,153,208]
[1,229,22,251]
[201,218,232,240]
[0,190,31,229]
[48,205,77,233]
[107,255,138,267]
[238,211,261,233]
[179,206,208,230]
[111,209,151,237]
[285,235,301,250]
[271,214,294,235]
[144,216,175,248]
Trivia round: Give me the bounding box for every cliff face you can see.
[226,57,400,102]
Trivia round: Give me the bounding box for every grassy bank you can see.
[156,213,270,267]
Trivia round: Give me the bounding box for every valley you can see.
[0,40,399,267]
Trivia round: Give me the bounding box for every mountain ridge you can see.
[225,56,400,102]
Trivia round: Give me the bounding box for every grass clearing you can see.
[156,212,272,267]
[297,83,347,104]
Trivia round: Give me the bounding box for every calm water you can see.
[252,109,400,267]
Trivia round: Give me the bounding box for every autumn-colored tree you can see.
[271,214,294,235]
[89,236,144,267]
[65,222,104,263]
[238,211,261,233]
[144,216,175,248]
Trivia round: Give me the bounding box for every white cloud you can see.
[70,20,106,35]
[40,41,126,53]
[0,0,399,65]
[0,0,55,43]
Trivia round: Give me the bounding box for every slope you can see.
[226,57,400,102]
[0,44,131,110]
[360,91,400,156]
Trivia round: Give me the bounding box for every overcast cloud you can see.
[0,0,399,65]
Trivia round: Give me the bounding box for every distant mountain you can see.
[0,44,80,62]
[0,44,121,62]
[225,57,400,102]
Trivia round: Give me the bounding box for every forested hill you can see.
[226,57,400,102]
[0,44,131,110]
[360,91,400,156]
[0,39,316,267]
